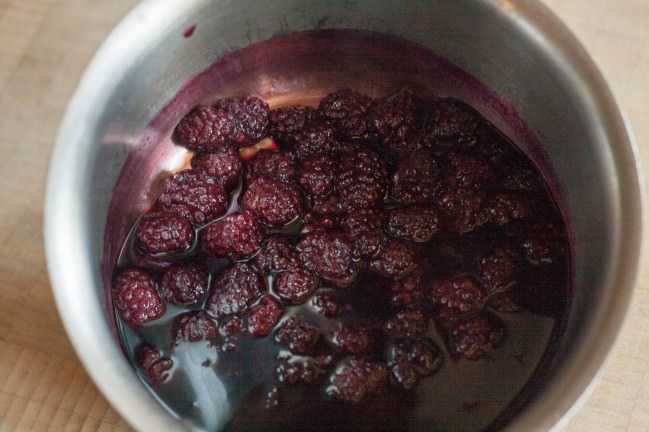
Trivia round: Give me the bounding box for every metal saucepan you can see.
[45,1,642,430]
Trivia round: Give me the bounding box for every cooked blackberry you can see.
[269,105,315,143]
[158,168,228,225]
[173,106,237,151]
[293,121,338,160]
[338,149,388,209]
[449,313,505,360]
[191,145,243,190]
[216,96,270,146]
[241,177,304,227]
[318,88,374,139]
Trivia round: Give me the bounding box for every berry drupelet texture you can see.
[273,268,319,305]
[274,315,320,355]
[206,263,264,318]
[216,96,270,146]
[247,295,284,337]
[171,310,218,345]
[135,211,194,256]
[449,313,505,360]
[201,213,265,259]
[134,343,173,384]
[191,145,243,190]
[244,150,295,183]
[158,168,228,225]
[241,177,304,227]
[173,106,237,152]
[269,105,315,143]
[160,262,209,306]
[297,231,360,286]
[318,88,374,139]
[251,235,300,276]
[114,268,165,327]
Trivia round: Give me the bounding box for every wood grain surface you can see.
[0,0,647,431]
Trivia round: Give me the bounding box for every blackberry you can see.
[201,213,265,259]
[449,313,505,360]
[389,269,425,307]
[241,177,304,227]
[171,310,218,345]
[114,268,165,327]
[172,106,237,152]
[310,290,342,317]
[247,295,284,337]
[369,240,417,279]
[386,205,439,242]
[191,145,243,190]
[293,121,338,161]
[269,105,315,143]
[216,96,270,146]
[273,268,319,305]
[160,262,209,306]
[388,363,418,391]
[389,337,443,376]
[220,315,242,337]
[298,153,338,198]
[311,192,345,216]
[436,188,490,235]
[472,126,516,166]
[390,150,439,204]
[301,212,338,236]
[275,353,332,385]
[371,89,420,158]
[158,168,228,225]
[206,263,264,318]
[423,98,483,146]
[387,337,442,389]
[487,192,537,226]
[326,359,388,402]
[372,89,418,141]
[440,151,495,191]
[318,88,374,139]
[522,221,566,265]
[244,150,295,183]
[274,315,320,355]
[331,325,371,354]
[276,352,332,385]
[341,207,386,259]
[430,275,487,317]
[134,343,173,384]
[338,149,388,209]
[251,235,300,276]
[135,211,195,255]
[384,305,428,336]
[501,162,543,191]
[479,242,523,292]
[297,231,360,286]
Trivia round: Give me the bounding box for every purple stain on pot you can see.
[183,24,196,38]
[102,29,572,432]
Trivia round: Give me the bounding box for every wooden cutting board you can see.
[0,0,647,430]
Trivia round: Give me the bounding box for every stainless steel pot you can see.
[44,0,642,431]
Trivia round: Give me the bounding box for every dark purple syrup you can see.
[106,30,571,432]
